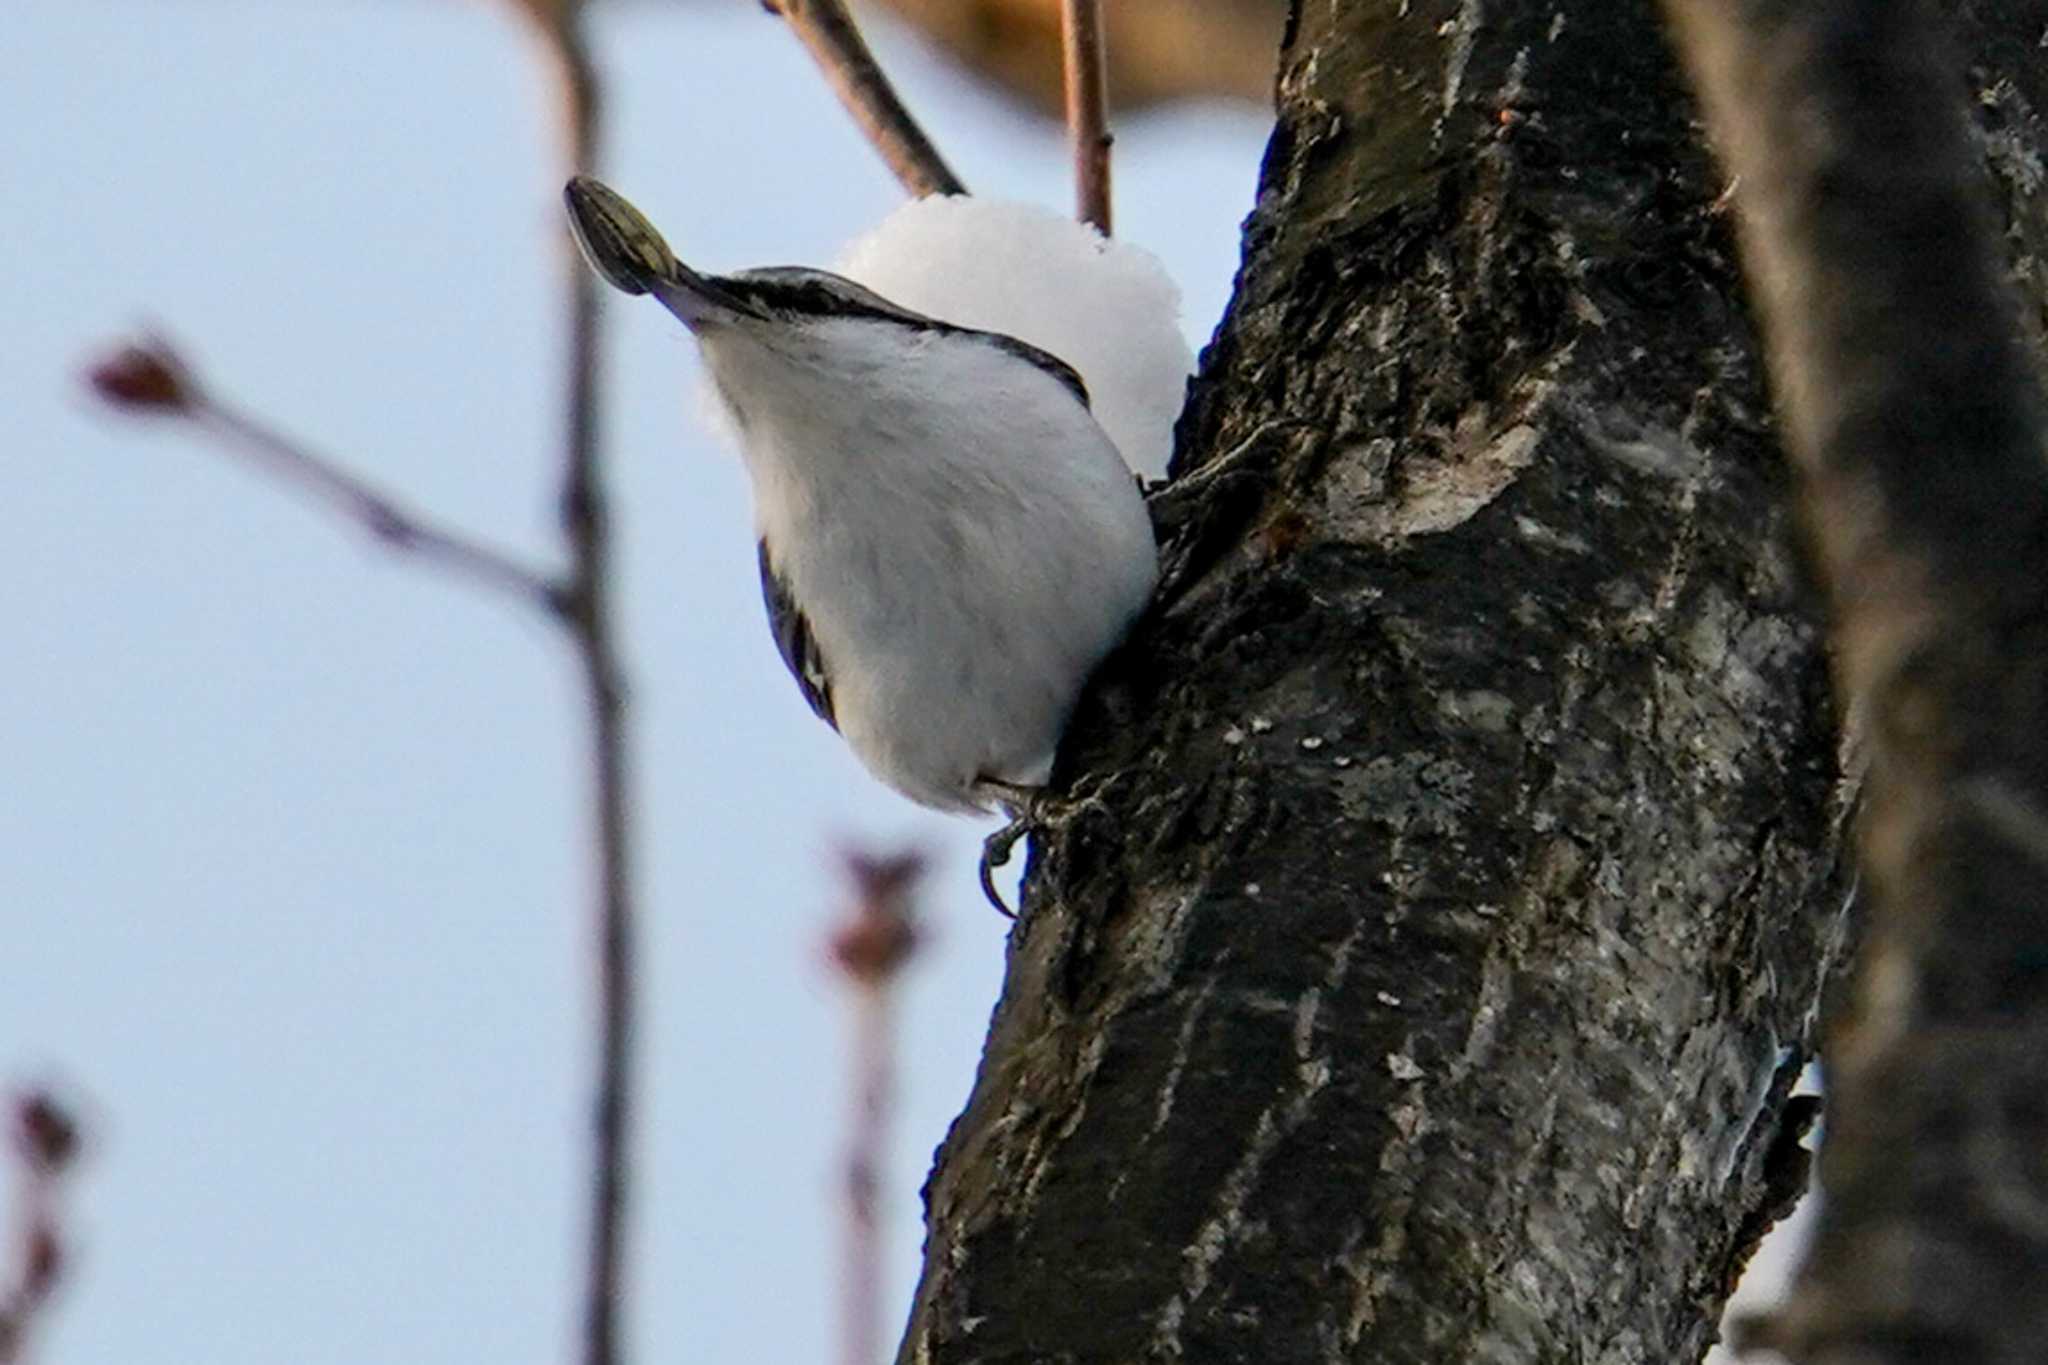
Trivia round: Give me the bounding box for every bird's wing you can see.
[757,539,837,729]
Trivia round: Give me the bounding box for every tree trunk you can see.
[1662,2,2048,1362]
[899,3,1880,1361]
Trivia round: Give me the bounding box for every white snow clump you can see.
[835,195,1195,482]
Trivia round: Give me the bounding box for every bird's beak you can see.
[562,175,757,330]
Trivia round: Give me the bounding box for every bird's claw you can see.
[979,817,1032,918]
[973,776,1115,918]
[975,777,1051,917]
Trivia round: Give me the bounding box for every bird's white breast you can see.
[700,316,1158,812]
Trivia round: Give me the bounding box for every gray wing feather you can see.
[757,539,836,729]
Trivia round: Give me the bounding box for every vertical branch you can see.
[1060,0,1112,234]
[826,851,925,1365]
[842,983,890,1365]
[560,30,635,1365]
[516,5,636,1365]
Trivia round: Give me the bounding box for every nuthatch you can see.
[562,177,1158,898]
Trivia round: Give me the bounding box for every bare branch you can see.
[85,340,565,615]
[767,0,966,199]
[826,850,926,1365]
[1060,0,1112,233]
[505,5,641,1365]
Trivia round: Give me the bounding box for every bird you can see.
[562,176,1158,902]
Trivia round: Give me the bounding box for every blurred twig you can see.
[0,1092,82,1365]
[87,342,564,613]
[508,5,640,1365]
[1060,0,1112,233]
[766,0,966,198]
[826,850,926,1365]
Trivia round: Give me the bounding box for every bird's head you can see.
[562,176,1091,406]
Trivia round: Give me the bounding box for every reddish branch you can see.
[826,850,925,1365]
[766,0,966,198]
[516,8,641,1365]
[87,342,562,613]
[1060,0,1113,233]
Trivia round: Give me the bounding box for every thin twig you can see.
[85,341,564,615]
[516,6,639,1365]
[826,851,925,1365]
[1060,0,1112,233]
[203,403,565,612]
[768,0,966,198]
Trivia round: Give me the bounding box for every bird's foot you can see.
[975,778,1046,918]
[973,777,1112,918]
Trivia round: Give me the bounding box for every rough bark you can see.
[900,4,1860,1362]
[1662,2,2048,1362]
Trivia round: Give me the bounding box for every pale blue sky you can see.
[4,2,1266,1361]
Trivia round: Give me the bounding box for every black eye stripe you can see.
[716,269,1092,409]
[720,270,923,324]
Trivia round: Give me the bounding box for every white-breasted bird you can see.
[562,177,1158,887]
